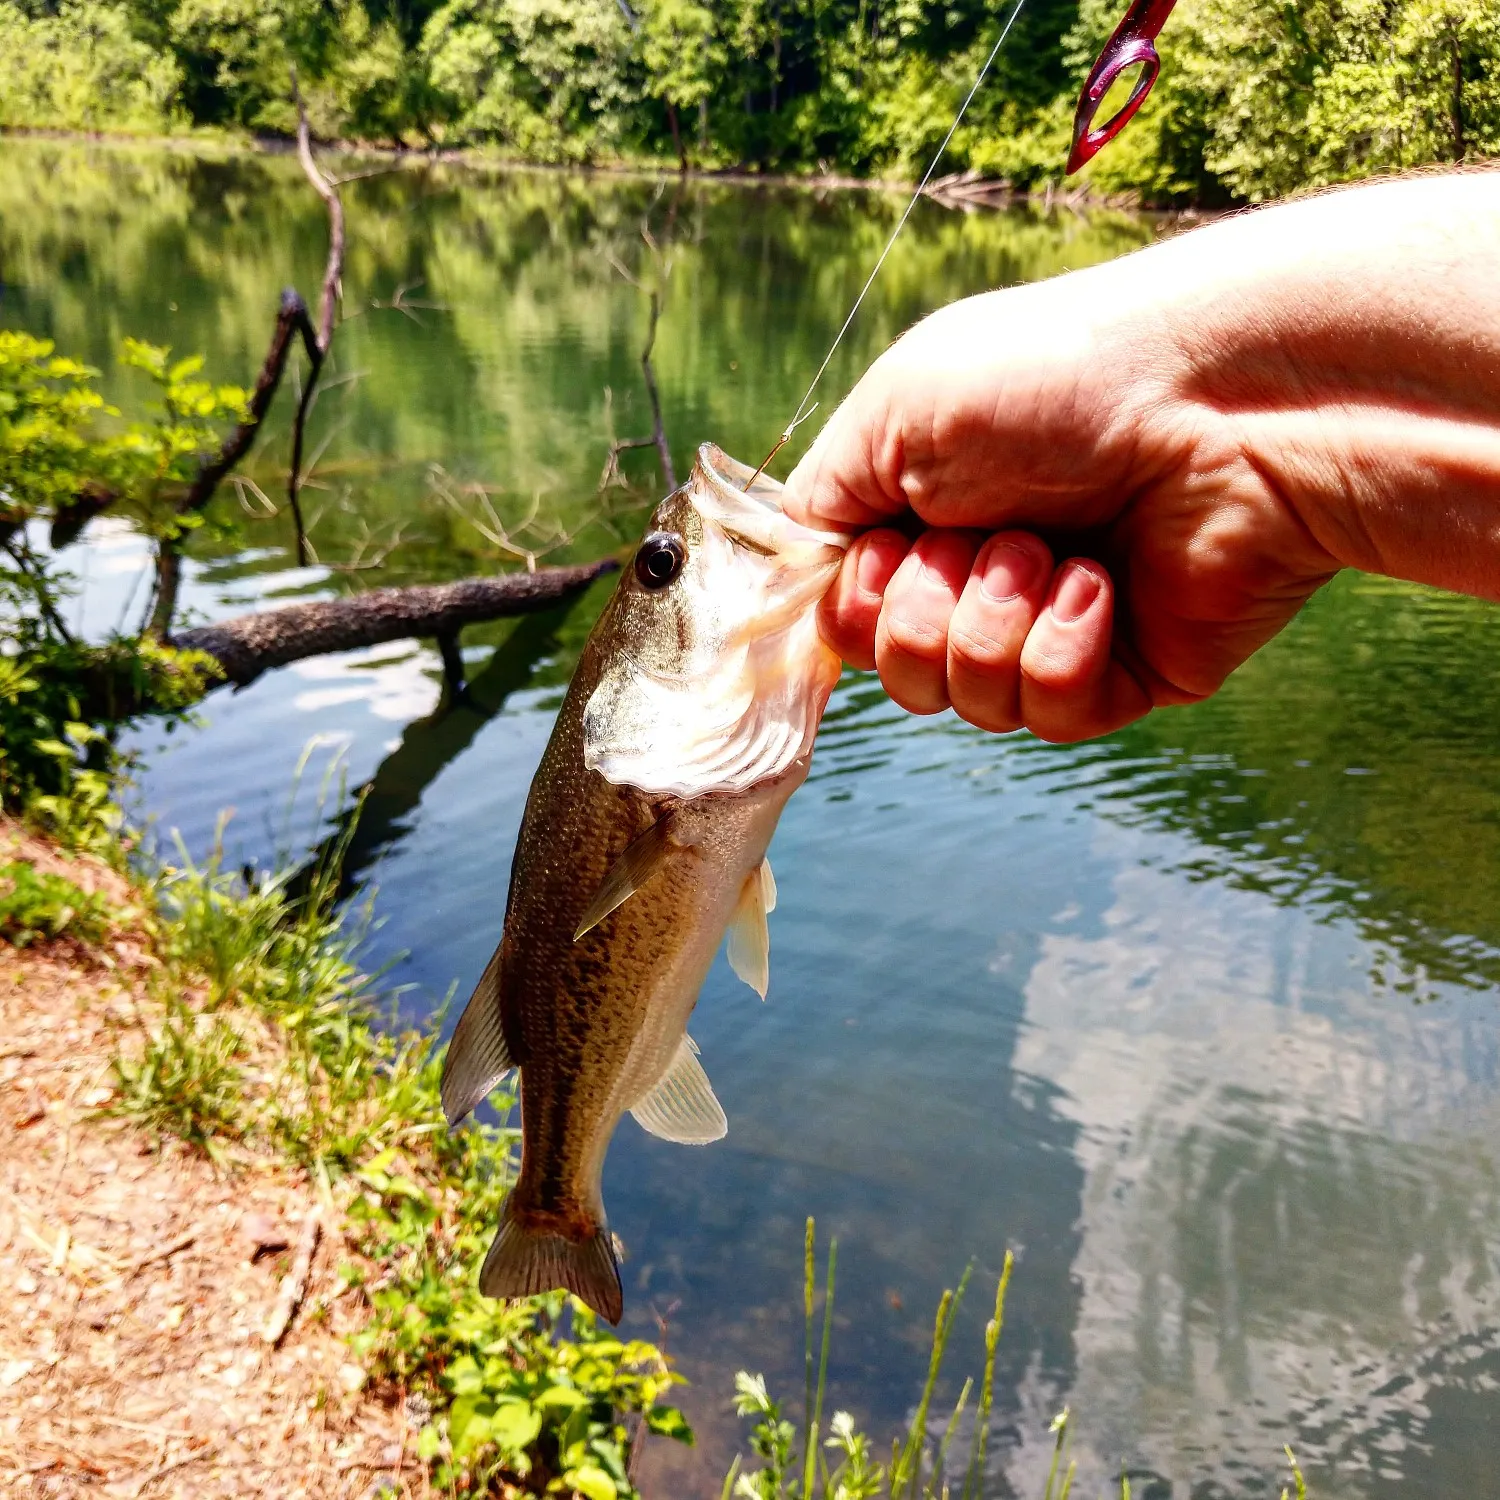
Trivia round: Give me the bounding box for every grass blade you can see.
[814,1237,837,1453]
[894,1265,970,1498]
[804,1216,816,1467]
[1042,1409,1069,1500]
[962,1251,1013,1500]
[720,1454,740,1500]
[931,1376,972,1498]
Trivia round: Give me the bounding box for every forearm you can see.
[1148,169,1500,598]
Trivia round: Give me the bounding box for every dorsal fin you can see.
[440,949,514,1125]
[630,1034,727,1144]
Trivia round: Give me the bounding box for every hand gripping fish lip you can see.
[691,441,853,564]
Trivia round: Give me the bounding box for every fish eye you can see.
[634,531,686,590]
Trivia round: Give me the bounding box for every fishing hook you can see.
[1066,0,1178,174]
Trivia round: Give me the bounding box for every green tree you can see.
[421,0,637,159]
[639,0,724,169]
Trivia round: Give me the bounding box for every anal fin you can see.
[726,857,774,999]
[440,948,514,1125]
[481,1208,623,1325]
[574,813,683,941]
[630,1034,727,1144]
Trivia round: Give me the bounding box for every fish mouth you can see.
[689,443,850,615]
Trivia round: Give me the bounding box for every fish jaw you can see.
[583,445,849,800]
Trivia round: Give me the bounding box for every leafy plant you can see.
[0,331,233,837]
[0,860,111,947]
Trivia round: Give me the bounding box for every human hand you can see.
[782,171,1500,743]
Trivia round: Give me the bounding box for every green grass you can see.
[110,994,245,1160]
[727,1221,1312,1500]
[0,859,111,947]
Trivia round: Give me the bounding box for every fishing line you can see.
[745,0,1029,489]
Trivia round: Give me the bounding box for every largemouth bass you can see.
[440,443,849,1323]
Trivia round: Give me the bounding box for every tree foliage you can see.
[0,332,239,828]
[0,0,1496,199]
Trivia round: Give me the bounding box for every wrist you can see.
[1153,171,1500,595]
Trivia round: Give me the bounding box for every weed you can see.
[0,859,110,947]
[1282,1447,1308,1500]
[110,995,245,1159]
[728,1223,1312,1500]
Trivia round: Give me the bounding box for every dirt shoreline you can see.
[0,825,414,1498]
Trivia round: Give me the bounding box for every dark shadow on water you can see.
[284,604,582,907]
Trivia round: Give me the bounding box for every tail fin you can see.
[480,1207,624,1325]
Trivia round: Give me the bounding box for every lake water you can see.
[10,139,1500,1499]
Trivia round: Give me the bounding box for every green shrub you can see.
[0,331,235,837]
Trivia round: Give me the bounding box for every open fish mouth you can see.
[688,444,851,622]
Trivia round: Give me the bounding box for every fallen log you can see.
[171,558,617,690]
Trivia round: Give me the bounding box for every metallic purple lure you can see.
[1066,0,1179,174]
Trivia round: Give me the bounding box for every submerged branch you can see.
[285,67,347,569]
[640,289,676,491]
[170,558,616,689]
[184,289,320,517]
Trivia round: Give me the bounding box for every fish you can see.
[440,442,849,1324]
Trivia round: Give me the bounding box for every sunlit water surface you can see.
[9,140,1500,1499]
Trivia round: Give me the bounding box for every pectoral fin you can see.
[726,858,774,999]
[574,813,683,941]
[441,948,514,1125]
[630,1035,727,1144]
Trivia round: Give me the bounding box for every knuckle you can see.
[947,616,1009,668]
[1020,635,1086,687]
[882,609,948,662]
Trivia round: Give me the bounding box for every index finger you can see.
[782,384,909,531]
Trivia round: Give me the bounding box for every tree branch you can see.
[169,559,616,690]
[285,68,346,568]
[51,292,321,554]
[291,72,344,355]
[640,289,676,490]
[183,289,319,516]
[146,543,181,640]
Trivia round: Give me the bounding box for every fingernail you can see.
[855,539,890,597]
[980,542,1039,603]
[1051,565,1101,624]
